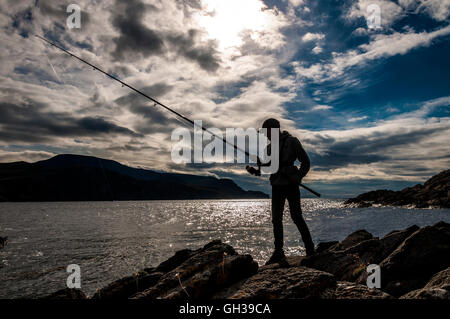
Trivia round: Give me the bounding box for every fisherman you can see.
[247,118,315,265]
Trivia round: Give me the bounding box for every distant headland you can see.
[0,154,268,202]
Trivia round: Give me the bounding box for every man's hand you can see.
[246,165,261,176]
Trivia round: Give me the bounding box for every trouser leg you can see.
[271,186,286,250]
[286,185,315,254]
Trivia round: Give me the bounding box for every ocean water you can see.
[0,199,449,299]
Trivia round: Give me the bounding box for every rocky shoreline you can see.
[344,170,450,208]
[47,221,450,299]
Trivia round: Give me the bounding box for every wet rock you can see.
[400,267,450,299]
[132,240,258,299]
[380,221,450,297]
[228,266,336,299]
[44,288,87,299]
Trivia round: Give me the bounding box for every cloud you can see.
[399,0,450,21]
[288,0,305,7]
[110,0,220,72]
[348,116,368,122]
[0,98,142,143]
[165,29,221,72]
[294,25,450,82]
[110,0,164,60]
[347,0,404,27]
[0,150,56,163]
[311,105,333,111]
[302,32,325,42]
[0,0,449,195]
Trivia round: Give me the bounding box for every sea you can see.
[0,199,449,298]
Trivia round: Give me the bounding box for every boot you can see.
[265,249,286,265]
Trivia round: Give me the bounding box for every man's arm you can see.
[296,139,310,179]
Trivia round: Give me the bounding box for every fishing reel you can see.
[246,165,261,176]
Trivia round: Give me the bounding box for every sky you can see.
[0,0,449,197]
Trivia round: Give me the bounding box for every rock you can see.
[93,247,200,299]
[329,230,374,251]
[154,248,198,273]
[322,281,393,299]
[299,230,374,281]
[44,221,450,299]
[92,271,164,299]
[379,221,450,297]
[316,241,339,253]
[300,250,365,282]
[131,240,258,299]
[400,267,450,299]
[44,288,87,299]
[348,225,420,265]
[228,266,336,299]
[344,169,450,208]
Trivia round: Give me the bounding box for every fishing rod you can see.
[35,35,321,198]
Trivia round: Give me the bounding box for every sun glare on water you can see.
[195,0,272,49]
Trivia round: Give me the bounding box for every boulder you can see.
[228,266,336,299]
[300,250,365,282]
[329,230,374,252]
[300,230,373,281]
[379,221,450,297]
[400,267,450,299]
[348,225,420,265]
[132,240,258,299]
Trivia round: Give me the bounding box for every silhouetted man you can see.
[247,118,315,265]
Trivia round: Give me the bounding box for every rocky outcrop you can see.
[345,169,450,208]
[44,221,450,299]
[400,267,450,299]
[131,241,258,299]
[378,221,450,297]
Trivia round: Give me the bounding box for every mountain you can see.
[0,154,268,201]
[344,170,450,208]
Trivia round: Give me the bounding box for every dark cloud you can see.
[305,126,446,170]
[0,99,141,143]
[111,0,164,60]
[166,29,220,72]
[110,0,220,72]
[113,82,175,134]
